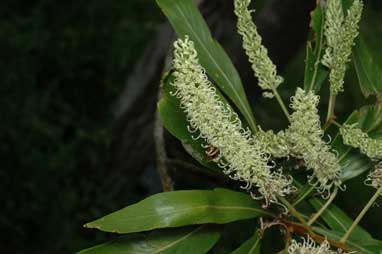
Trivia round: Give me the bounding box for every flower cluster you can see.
[322,0,363,95]
[171,36,294,205]
[288,236,345,254]
[256,128,290,158]
[365,161,382,190]
[233,0,283,98]
[340,124,382,160]
[286,88,342,195]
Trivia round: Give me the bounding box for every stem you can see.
[308,187,338,226]
[332,120,343,128]
[340,185,382,243]
[326,93,336,123]
[279,196,314,235]
[307,3,325,93]
[272,88,291,122]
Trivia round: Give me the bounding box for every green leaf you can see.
[78,225,220,254]
[232,230,261,254]
[85,188,272,234]
[304,2,328,93]
[310,198,372,241]
[156,0,257,133]
[158,72,220,172]
[352,36,382,98]
[313,227,382,254]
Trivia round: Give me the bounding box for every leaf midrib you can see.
[151,225,205,254]
[248,237,260,254]
[89,204,269,228]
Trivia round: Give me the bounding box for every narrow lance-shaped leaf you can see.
[313,227,382,254]
[78,225,221,254]
[310,198,372,241]
[84,188,272,234]
[156,0,258,133]
[352,36,382,98]
[232,230,261,254]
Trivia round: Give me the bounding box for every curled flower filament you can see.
[171,36,294,205]
[288,236,346,254]
[287,88,342,196]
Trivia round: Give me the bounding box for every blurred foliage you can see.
[0,0,161,253]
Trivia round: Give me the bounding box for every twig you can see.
[325,93,336,125]
[308,187,338,226]
[273,89,291,122]
[279,196,314,235]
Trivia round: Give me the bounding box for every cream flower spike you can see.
[234,0,283,98]
[287,88,342,196]
[288,236,346,254]
[171,36,294,206]
[256,127,290,159]
[322,0,363,95]
[340,124,382,160]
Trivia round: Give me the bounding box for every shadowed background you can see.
[1,0,381,253]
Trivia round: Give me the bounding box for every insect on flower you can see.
[204,144,220,163]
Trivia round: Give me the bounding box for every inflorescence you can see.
[340,124,382,160]
[288,236,346,254]
[286,88,342,196]
[234,0,283,98]
[257,128,290,159]
[171,36,294,206]
[322,0,363,95]
[168,0,366,207]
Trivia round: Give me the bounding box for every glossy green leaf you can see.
[353,36,382,98]
[156,0,257,133]
[310,198,372,241]
[355,104,382,134]
[304,2,328,93]
[313,227,382,254]
[85,188,272,234]
[78,225,220,254]
[232,230,261,254]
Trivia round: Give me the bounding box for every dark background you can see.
[1,0,381,253]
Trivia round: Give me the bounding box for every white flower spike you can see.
[340,124,382,160]
[288,236,346,254]
[287,88,342,196]
[257,128,290,159]
[234,0,283,98]
[171,36,294,205]
[322,0,363,95]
